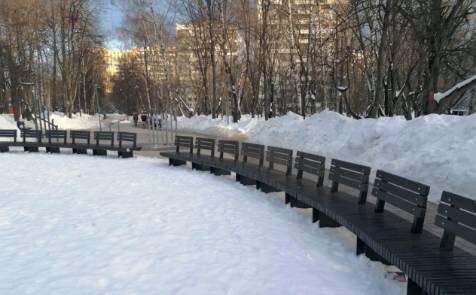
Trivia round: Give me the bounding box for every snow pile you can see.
[0,114,19,130]
[178,111,476,202]
[49,112,101,130]
[177,114,264,140]
[0,153,402,295]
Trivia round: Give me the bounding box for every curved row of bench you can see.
[161,136,476,295]
[0,129,141,158]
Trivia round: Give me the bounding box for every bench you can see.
[45,130,67,153]
[311,159,371,228]
[192,137,215,171]
[210,140,240,176]
[70,130,91,154]
[117,132,138,158]
[93,131,114,156]
[289,151,326,211]
[236,142,264,185]
[161,135,476,294]
[166,136,194,166]
[0,129,17,152]
[21,129,42,152]
[256,146,293,194]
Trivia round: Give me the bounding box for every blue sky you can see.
[100,1,124,48]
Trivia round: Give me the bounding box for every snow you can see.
[434,74,476,103]
[0,114,19,130]
[0,153,403,295]
[178,111,476,202]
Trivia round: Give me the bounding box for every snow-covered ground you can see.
[178,111,476,202]
[0,113,129,130]
[0,153,403,295]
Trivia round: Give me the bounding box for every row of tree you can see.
[112,0,476,121]
[0,0,107,120]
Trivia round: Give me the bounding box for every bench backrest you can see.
[295,151,325,187]
[21,129,42,142]
[45,130,67,144]
[242,142,265,167]
[117,132,137,149]
[175,136,193,154]
[196,137,215,157]
[435,191,476,250]
[70,130,91,145]
[373,170,429,233]
[266,146,293,175]
[0,129,17,142]
[94,131,114,146]
[329,159,370,204]
[218,140,239,161]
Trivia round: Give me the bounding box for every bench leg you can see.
[356,238,366,256]
[312,208,320,223]
[0,146,9,153]
[290,198,310,209]
[258,182,280,193]
[46,147,61,154]
[319,212,340,228]
[93,149,107,156]
[169,158,187,166]
[73,148,88,155]
[236,174,256,185]
[192,162,210,171]
[24,146,39,153]
[118,150,133,158]
[210,167,231,176]
[407,279,426,295]
[357,241,391,265]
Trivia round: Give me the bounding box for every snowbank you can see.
[178,111,476,202]
[0,153,403,294]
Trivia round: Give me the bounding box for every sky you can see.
[100,0,124,48]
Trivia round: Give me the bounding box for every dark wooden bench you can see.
[256,146,293,194]
[236,142,265,185]
[209,140,240,176]
[117,132,138,158]
[160,136,476,294]
[310,159,371,228]
[93,131,114,156]
[21,129,42,152]
[289,151,326,211]
[192,137,215,171]
[70,130,91,154]
[0,129,17,152]
[163,136,194,166]
[45,130,67,153]
[436,191,476,251]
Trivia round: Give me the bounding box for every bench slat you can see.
[374,179,427,206]
[435,215,476,245]
[372,188,426,217]
[438,204,476,229]
[376,170,429,195]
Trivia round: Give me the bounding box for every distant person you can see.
[140,113,147,128]
[133,112,139,127]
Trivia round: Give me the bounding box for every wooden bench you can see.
[160,136,476,294]
[164,136,194,166]
[21,129,42,152]
[0,129,17,152]
[210,140,240,176]
[192,137,215,171]
[311,159,371,228]
[93,131,114,156]
[236,142,264,185]
[289,151,326,211]
[117,132,138,158]
[45,130,67,153]
[256,146,293,194]
[70,130,91,154]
